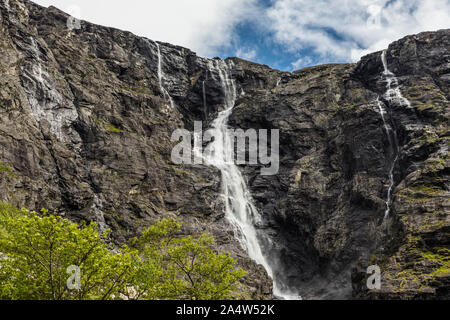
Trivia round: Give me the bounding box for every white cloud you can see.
[266,0,450,62]
[235,48,258,60]
[31,0,450,64]
[32,0,259,57]
[291,56,313,70]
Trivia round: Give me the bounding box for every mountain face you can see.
[0,0,448,299]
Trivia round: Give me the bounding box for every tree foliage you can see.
[0,203,245,300]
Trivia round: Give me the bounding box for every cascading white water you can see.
[202,80,207,120]
[376,97,399,219]
[155,42,175,109]
[201,59,300,300]
[276,78,281,87]
[377,50,410,219]
[381,50,412,109]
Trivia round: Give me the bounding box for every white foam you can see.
[155,42,175,109]
[201,59,301,300]
[381,50,412,109]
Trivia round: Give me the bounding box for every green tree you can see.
[0,203,245,300]
[128,219,246,300]
[0,206,135,300]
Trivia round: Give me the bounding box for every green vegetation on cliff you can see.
[0,203,245,300]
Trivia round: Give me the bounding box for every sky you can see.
[32,0,450,71]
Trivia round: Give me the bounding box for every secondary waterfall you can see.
[378,50,409,219]
[376,97,399,219]
[155,42,175,109]
[381,50,412,109]
[202,80,207,120]
[201,59,300,300]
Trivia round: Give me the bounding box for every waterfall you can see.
[202,80,207,120]
[276,78,281,87]
[376,97,399,219]
[381,50,412,109]
[155,42,175,109]
[201,59,300,300]
[377,50,408,219]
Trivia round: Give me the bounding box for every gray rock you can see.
[0,0,448,300]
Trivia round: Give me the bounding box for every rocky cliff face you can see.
[231,31,450,299]
[0,0,448,299]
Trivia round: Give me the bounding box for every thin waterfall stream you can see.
[376,97,399,219]
[155,42,175,109]
[199,59,300,300]
[202,79,207,120]
[377,50,411,218]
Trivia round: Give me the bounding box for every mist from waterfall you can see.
[199,59,301,300]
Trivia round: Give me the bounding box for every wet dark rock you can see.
[0,0,448,299]
[229,31,449,299]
